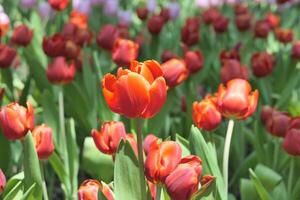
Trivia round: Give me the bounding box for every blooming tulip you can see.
[0,169,5,193]
[217,79,259,119]
[193,95,222,131]
[32,124,55,160]
[112,39,139,67]
[0,44,16,68]
[143,134,159,155]
[48,0,69,11]
[291,41,300,60]
[46,57,76,84]
[11,24,33,46]
[184,50,204,74]
[0,102,34,140]
[161,58,189,88]
[42,34,66,57]
[254,20,270,38]
[220,60,248,84]
[145,141,182,183]
[275,28,293,44]
[91,121,127,155]
[147,15,164,35]
[78,179,114,200]
[102,60,167,118]
[251,52,275,77]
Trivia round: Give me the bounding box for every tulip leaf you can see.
[20,183,36,200]
[240,179,259,200]
[3,181,23,200]
[249,169,271,200]
[176,134,190,157]
[114,140,143,200]
[0,131,11,172]
[254,164,282,192]
[192,176,216,199]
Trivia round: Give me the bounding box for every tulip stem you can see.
[222,119,235,198]
[39,161,49,200]
[288,157,295,197]
[136,118,147,200]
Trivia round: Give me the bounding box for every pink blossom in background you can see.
[20,0,37,9]
[103,0,118,16]
[38,2,54,21]
[168,2,180,20]
[117,10,132,25]
[73,0,92,15]
[147,0,157,13]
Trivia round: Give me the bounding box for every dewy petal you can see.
[102,74,122,113]
[114,73,150,118]
[141,77,167,118]
[242,89,259,119]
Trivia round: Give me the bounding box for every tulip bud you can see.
[202,8,220,25]
[0,44,16,68]
[220,49,240,64]
[220,60,248,84]
[184,50,204,74]
[48,0,69,11]
[0,169,6,194]
[46,57,76,84]
[0,12,10,37]
[165,155,202,200]
[275,28,293,44]
[147,15,164,35]
[112,39,139,67]
[291,41,300,60]
[181,17,200,46]
[78,179,114,200]
[136,7,148,21]
[234,3,248,15]
[282,128,300,156]
[42,34,66,57]
[91,121,127,155]
[213,15,229,33]
[193,95,222,131]
[265,13,280,29]
[159,8,170,23]
[251,52,275,78]
[11,24,33,46]
[235,13,251,32]
[254,20,270,38]
[32,124,54,160]
[161,58,189,88]
[260,106,274,125]
[0,102,34,140]
[217,79,259,120]
[143,134,159,155]
[145,141,182,183]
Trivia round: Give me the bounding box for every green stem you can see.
[273,138,279,169]
[222,119,235,198]
[155,185,162,200]
[39,161,49,200]
[288,157,295,197]
[136,118,147,200]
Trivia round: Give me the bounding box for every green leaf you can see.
[249,169,271,200]
[176,134,190,157]
[0,131,11,172]
[20,183,36,200]
[254,164,282,191]
[114,140,143,200]
[240,179,259,200]
[3,181,23,200]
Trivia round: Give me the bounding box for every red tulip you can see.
[62,23,92,47]
[181,17,200,46]
[46,57,76,84]
[136,7,148,21]
[184,50,204,74]
[143,134,159,155]
[254,20,270,38]
[159,8,170,23]
[165,155,202,200]
[202,8,220,25]
[32,124,55,160]
[91,121,126,155]
[282,117,300,155]
[147,15,165,35]
[217,79,259,119]
[11,24,33,46]
[0,102,34,140]
[145,141,182,183]
[42,34,66,57]
[102,60,167,118]
[69,10,88,29]
[0,44,16,68]
[161,50,176,63]
[112,39,139,67]
[78,179,114,200]
[64,40,81,59]
[193,95,222,131]
[251,52,275,77]
[275,28,293,44]
[48,0,69,11]
[213,15,229,33]
[96,24,120,51]
[0,169,6,193]
[235,13,252,32]
[277,0,290,4]
[234,3,249,15]
[220,49,240,64]
[265,13,280,29]
[291,41,300,60]
[161,58,189,88]
[220,60,248,84]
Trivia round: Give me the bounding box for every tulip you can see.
[282,128,300,156]
[136,7,148,21]
[217,79,259,119]
[275,28,293,44]
[145,141,182,183]
[235,13,251,32]
[48,0,69,11]
[254,20,270,38]
[46,57,76,84]
[291,41,300,60]
[213,15,229,33]
[147,15,164,35]
[32,124,54,160]
[102,60,167,118]
[69,10,88,29]
[234,3,249,15]
[0,102,34,140]
[10,24,33,46]
[0,44,16,68]
[0,12,10,37]
[184,50,204,74]
[265,12,280,29]
[78,179,114,200]
[161,58,189,88]
[220,49,240,64]
[143,134,159,155]
[165,155,202,200]
[64,40,80,59]
[251,52,275,77]
[193,95,222,131]
[91,121,127,155]
[0,169,5,193]
[161,50,176,63]
[260,105,274,125]
[159,8,170,23]
[220,60,248,84]
[112,39,139,67]
[181,17,200,46]
[202,8,220,25]
[42,34,66,57]
[148,181,157,200]
[264,109,291,137]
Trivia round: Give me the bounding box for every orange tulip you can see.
[32,124,55,160]
[91,121,127,155]
[112,39,139,67]
[102,60,167,118]
[0,169,5,193]
[161,58,189,88]
[78,179,114,200]
[144,141,182,183]
[265,13,280,29]
[0,102,34,140]
[217,79,259,119]
[69,10,88,29]
[165,155,202,200]
[192,95,222,131]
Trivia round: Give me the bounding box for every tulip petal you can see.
[102,74,122,113]
[243,90,259,119]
